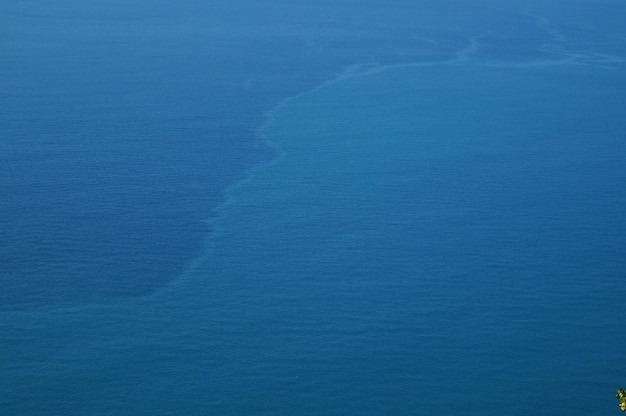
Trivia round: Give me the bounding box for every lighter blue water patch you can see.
[182,61,626,415]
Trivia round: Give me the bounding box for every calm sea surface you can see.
[1,1,625,415]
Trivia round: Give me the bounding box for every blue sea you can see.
[1,1,625,415]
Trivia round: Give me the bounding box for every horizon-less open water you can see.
[3,58,626,415]
[1,1,626,415]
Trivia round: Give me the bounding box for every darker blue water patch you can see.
[0,43,276,308]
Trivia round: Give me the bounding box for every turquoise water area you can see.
[192,62,626,414]
[3,59,625,415]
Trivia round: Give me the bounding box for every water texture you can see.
[1,1,625,414]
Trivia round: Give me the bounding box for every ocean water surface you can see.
[1,1,626,415]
